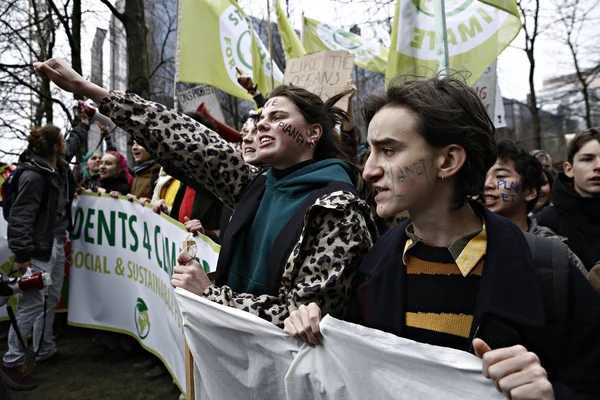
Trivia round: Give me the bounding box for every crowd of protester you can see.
[0,56,598,399]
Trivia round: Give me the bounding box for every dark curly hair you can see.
[361,72,497,209]
[27,125,63,158]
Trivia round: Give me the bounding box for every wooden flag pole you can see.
[182,237,196,400]
[266,0,275,91]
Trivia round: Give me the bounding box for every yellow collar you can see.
[403,222,487,277]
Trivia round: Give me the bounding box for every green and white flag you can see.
[303,16,389,74]
[387,0,521,85]
[177,0,283,101]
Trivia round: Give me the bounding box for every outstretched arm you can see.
[34,58,259,208]
[34,59,108,103]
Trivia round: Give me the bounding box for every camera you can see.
[0,269,52,306]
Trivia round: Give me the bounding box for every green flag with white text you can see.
[386,0,521,85]
[303,16,389,74]
[177,0,283,101]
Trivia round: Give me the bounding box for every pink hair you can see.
[106,151,134,186]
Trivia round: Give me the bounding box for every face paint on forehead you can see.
[264,98,279,109]
[277,121,305,147]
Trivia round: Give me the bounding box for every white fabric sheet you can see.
[176,289,503,400]
[175,288,301,400]
[285,315,503,400]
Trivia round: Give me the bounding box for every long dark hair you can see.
[268,85,357,167]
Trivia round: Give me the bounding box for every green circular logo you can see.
[411,0,474,17]
[236,29,252,70]
[134,298,150,340]
[333,29,362,50]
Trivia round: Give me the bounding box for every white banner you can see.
[68,194,220,394]
[176,289,502,400]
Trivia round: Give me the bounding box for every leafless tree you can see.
[100,0,151,99]
[552,0,600,129]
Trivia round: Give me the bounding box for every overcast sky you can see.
[77,0,599,100]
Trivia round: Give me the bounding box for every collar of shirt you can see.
[403,221,487,277]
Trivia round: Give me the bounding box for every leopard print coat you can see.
[99,91,378,327]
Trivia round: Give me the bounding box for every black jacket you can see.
[8,153,76,263]
[99,173,131,195]
[536,172,600,271]
[351,203,600,399]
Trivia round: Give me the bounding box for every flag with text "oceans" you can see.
[386,0,521,85]
[303,16,389,74]
[177,0,283,101]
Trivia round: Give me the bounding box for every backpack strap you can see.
[523,232,569,327]
[264,181,358,296]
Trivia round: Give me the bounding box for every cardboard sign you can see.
[284,50,355,111]
[178,85,225,123]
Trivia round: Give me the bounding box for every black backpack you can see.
[523,232,569,327]
[0,168,50,221]
[1,168,25,221]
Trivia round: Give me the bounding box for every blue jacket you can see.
[350,202,600,399]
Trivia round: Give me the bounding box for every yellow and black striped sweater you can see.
[404,242,483,351]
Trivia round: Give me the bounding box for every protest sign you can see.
[68,194,220,394]
[177,85,225,122]
[472,61,506,128]
[284,50,355,111]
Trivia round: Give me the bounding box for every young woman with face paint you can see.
[33,58,377,328]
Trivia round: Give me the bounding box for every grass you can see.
[0,317,180,400]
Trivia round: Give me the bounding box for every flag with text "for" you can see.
[177,0,283,101]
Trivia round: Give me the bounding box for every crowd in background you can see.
[0,57,598,399]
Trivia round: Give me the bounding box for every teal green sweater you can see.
[227,159,356,296]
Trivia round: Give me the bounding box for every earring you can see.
[441,175,445,181]
[309,139,315,149]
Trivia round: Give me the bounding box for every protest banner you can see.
[177,85,225,122]
[303,16,389,74]
[67,194,220,394]
[284,50,355,111]
[176,290,503,400]
[387,0,521,85]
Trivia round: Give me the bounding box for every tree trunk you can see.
[526,49,541,148]
[71,0,82,100]
[124,0,150,99]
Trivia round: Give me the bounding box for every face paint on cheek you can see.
[277,121,305,147]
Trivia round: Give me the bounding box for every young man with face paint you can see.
[536,128,600,272]
[284,75,600,399]
[485,140,587,275]
[33,58,377,329]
